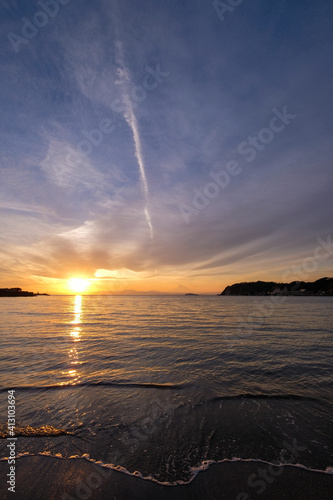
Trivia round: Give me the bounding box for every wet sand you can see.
[0,456,332,500]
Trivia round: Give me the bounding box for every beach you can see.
[0,455,333,499]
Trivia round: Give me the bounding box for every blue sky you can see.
[0,0,332,293]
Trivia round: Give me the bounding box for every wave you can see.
[0,453,332,486]
[0,385,320,405]
[210,394,320,402]
[0,381,184,393]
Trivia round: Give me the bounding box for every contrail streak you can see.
[123,96,149,199]
[115,42,153,239]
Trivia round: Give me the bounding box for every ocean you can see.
[0,295,332,493]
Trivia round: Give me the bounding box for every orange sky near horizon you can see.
[1,258,331,296]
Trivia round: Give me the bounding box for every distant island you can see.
[0,287,49,297]
[185,293,199,296]
[220,277,333,296]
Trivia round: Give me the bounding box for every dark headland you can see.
[0,287,49,297]
[221,277,333,296]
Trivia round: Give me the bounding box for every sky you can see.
[0,0,332,294]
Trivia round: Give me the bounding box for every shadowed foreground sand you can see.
[1,456,333,499]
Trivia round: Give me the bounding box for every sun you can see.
[68,278,90,294]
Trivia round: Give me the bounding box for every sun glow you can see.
[68,278,90,294]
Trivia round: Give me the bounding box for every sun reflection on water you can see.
[61,295,83,385]
[71,295,82,325]
[70,295,82,342]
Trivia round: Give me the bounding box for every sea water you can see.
[0,295,332,483]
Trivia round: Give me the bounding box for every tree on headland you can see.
[220,277,333,296]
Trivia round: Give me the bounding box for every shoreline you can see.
[1,455,332,499]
